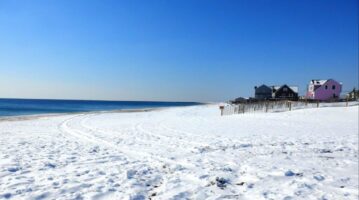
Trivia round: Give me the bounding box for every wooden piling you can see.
[219,105,224,116]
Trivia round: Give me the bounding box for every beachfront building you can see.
[254,84,299,100]
[254,84,272,100]
[306,79,342,101]
[346,88,359,100]
[272,85,299,100]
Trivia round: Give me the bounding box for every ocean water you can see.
[0,98,202,117]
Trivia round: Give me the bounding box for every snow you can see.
[289,86,298,93]
[310,80,327,86]
[0,105,358,199]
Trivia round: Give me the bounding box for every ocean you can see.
[0,98,202,117]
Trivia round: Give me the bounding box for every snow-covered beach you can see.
[0,105,358,200]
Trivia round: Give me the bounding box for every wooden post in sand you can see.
[346,97,349,107]
[317,100,319,108]
[265,102,268,113]
[289,101,292,111]
[286,101,289,110]
[219,105,224,116]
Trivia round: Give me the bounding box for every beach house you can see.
[254,85,273,100]
[272,85,299,100]
[306,79,342,101]
[254,84,299,100]
[346,88,359,100]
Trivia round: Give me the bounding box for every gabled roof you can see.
[256,84,271,88]
[273,84,298,93]
[272,85,298,93]
[310,79,342,91]
[310,79,327,85]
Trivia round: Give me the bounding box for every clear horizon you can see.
[0,97,206,103]
[0,0,358,102]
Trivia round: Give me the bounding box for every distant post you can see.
[289,101,292,111]
[346,97,349,107]
[219,105,225,116]
[317,100,319,108]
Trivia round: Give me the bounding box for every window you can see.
[325,85,328,90]
[283,88,288,92]
[332,85,336,90]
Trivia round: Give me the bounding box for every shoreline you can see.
[0,104,212,122]
[0,108,162,122]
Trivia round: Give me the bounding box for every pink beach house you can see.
[306,79,342,101]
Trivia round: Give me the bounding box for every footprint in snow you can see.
[44,163,56,168]
[283,196,294,200]
[34,192,50,200]
[210,177,230,189]
[130,194,146,200]
[1,193,12,199]
[313,175,325,181]
[7,166,20,172]
[285,170,303,177]
[319,149,333,153]
[89,146,100,153]
[126,169,137,179]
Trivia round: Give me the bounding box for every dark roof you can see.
[274,84,296,94]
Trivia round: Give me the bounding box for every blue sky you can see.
[0,0,358,102]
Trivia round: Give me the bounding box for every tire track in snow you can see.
[82,114,198,169]
[134,122,201,151]
[59,114,177,166]
[80,112,202,156]
[79,113,192,158]
[60,112,250,198]
[77,113,215,197]
[58,114,171,198]
[157,122,214,146]
[58,113,204,198]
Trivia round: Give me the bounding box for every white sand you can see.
[0,105,358,199]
